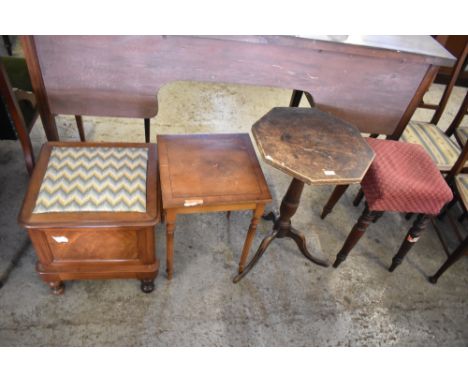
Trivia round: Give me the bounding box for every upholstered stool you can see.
[323,138,453,270]
[19,142,160,294]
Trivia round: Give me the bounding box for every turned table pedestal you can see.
[234,107,375,282]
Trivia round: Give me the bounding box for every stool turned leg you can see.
[239,204,265,273]
[353,189,364,207]
[321,185,349,219]
[429,236,468,284]
[48,281,65,295]
[389,214,430,272]
[333,206,379,268]
[165,211,176,280]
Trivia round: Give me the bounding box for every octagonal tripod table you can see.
[233,107,375,282]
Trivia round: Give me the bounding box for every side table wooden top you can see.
[252,107,375,185]
[157,133,272,209]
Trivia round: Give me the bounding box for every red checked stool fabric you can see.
[361,138,453,214]
[323,138,454,272]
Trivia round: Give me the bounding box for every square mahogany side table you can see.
[18,142,160,294]
[157,133,272,279]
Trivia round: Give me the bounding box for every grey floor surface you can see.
[0,72,467,346]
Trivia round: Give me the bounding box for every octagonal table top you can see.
[252,107,375,185]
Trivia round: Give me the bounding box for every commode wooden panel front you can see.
[43,228,141,261]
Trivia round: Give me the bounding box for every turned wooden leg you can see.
[75,115,86,142]
[140,278,155,293]
[429,236,468,284]
[333,205,380,268]
[239,204,265,273]
[389,214,430,272]
[321,184,349,219]
[48,281,65,295]
[144,118,150,143]
[353,189,364,206]
[165,210,176,280]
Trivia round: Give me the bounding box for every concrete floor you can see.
[1,73,468,345]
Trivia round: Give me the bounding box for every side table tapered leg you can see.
[165,210,176,280]
[239,204,265,273]
[233,177,329,283]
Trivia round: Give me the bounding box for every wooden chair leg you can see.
[389,214,430,272]
[165,210,176,280]
[429,236,468,284]
[321,184,349,219]
[333,205,380,268]
[239,204,265,273]
[144,118,150,143]
[353,188,364,206]
[75,115,86,142]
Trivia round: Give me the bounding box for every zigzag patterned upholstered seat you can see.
[400,121,463,171]
[33,146,148,213]
[361,138,453,214]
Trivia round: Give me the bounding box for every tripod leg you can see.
[233,229,279,283]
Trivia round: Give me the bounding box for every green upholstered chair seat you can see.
[401,121,464,172]
[33,146,148,213]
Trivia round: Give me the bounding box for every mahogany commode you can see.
[18,142,160,294]
[157,133,272,279]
